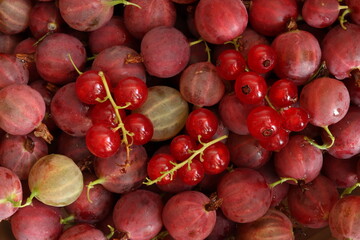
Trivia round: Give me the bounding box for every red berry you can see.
[258,127,290,152]
[147,153,176,185]
[75,70,108,105]
[186,108,219,141]
[170,134,197,162]
[123,113,154,145]
[216,49,247,80]
[202,142,230,175]
[90,101,126,128]
[178,159,205,186]
[113,77,148,110]
[235,71,267,105]
[280,107,310,132]
[268,79,298,108]
[247,44,276,74]
[247,106,284,140]
[85,123,121,158]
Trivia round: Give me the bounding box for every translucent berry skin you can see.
[235,71,267,105]
[280,107,309,132]
[123,113,153,145]
[202,141,230,175]
[247,44,276,74]
[85,123,121,159]
[268,79,298,108]
[247,106,284,140]
[216,49,247,80]
[170,134,197,162]
[258,128,290,152]
[186,108,219,141]
[178,159,205,186]
[147,153,176,185]
[113,77,148,110]
[75,70,107,105]
[90,101,126,128]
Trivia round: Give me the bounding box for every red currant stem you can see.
[67,53,83,75]
[86,55,97,61]
[106,0,141,8]
[97,71,133,160]
[224,36,242,51]
[95,96,109,103]
[60,214,75,225]
[339,8,351,30]
[341,182,360,198]
[265,95,277,111]
[189,38,204,47]
[304,125,335,150]
[86,178,106,203]
[143,135,228,186]
[339,5,349,10]
[150,230,169,240]
[115,102,131,109]
[268,177,298,189]
[106,225,116,239]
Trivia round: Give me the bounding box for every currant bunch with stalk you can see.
[68,54,151,160]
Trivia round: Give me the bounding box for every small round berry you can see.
[235,71,267,105]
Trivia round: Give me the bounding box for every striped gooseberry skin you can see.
[35,33,87,85]
[133,86,189,141]
[180,61,225,107]
[0,167,22,222]
[236,208,295,240]
[58,0,113,32]
[28,154,84,207]
[0,84,45,136]
[0,0,32,34]
[0,54,29,89]
[329,196,360,240]
[271,30,321,86]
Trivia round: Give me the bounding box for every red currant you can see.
[85,123,121,158]
[268,79,298,108]
[202,142,230,175]
[247,44,276,74]
[90,101,126,128]
[247,106,284,140]
[170,134,197,162]
[216,49,247,80]
[258,128,289,152]
[186,108,219,141]
[123,113,154,145]
[147,153,176,185]
[75,70,109,105]
[280,107,310,132]
[113,76,148,110]
[235,71,267,105]
[177,159,205,186]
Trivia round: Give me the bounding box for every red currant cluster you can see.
[144,108,230,186]
[71,59,153,159]
[216,44,310,151]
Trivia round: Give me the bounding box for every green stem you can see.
[304,125,335,150]
[67,54,83,75]
[189,38,204,47]
[13,190,38,208]
[60,215,75,225]
[224,36,242,51]
[339,9,351,30]
[269,177,298,189]
[107,0,141,8]
[204,41,211,63]
[97,71,133,161]
[265,95,277,111]
[86,178,106,203]
[143,135,228,185]
[106,225,115,239]
[341,182,360,198]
